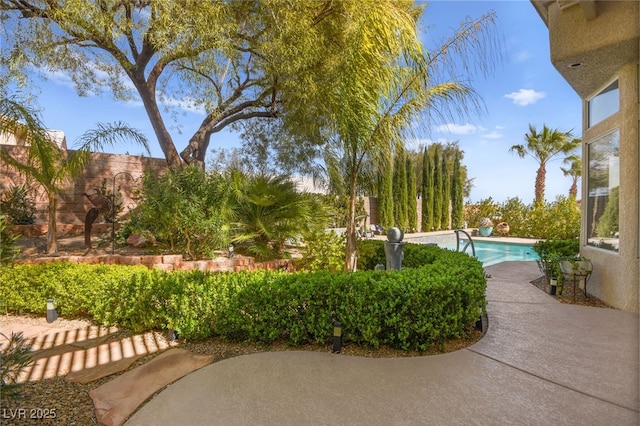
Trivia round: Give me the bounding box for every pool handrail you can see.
[454,229,476,258]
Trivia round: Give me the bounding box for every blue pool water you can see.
[440,240,539,266]
[405,235,539,266]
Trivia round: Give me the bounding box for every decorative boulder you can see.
[126,232,156,248]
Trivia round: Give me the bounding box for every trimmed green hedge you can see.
[1,242,485,350]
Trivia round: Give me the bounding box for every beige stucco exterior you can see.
[532,0,639,313]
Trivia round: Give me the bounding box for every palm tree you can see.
[561,155,582,199]
[229,172,328,261]
[0,96,149,254]
[510,124,580,204]
[305,4,501,271]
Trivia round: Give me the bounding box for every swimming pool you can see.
[406,235,539,266]
[444,240,539,266]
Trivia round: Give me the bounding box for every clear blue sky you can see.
[29,0,582,204]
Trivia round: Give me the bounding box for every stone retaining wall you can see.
[18,254,297,273]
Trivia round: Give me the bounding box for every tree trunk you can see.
[569,179,578,199]
[46,191,57,254]
[535,164,546,204]
[345,176,359,272]
[134,79,183,167]
[180,120,213,169]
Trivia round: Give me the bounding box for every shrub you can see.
[532,239,580,283]
[0,184,36,225]
[124,166,233,259]
[464,198,500,230]
[465,196,579,240]
[0,244,485,351]
[297,230,345,272]
[0,332,33,401]
[499,197,530,236]
[0,215,20,264]
[230,172,330,261]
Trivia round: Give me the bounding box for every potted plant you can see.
[532,239,580,295]
[478,217,493,237]
[559,255,593,299]
[559,255,593,278]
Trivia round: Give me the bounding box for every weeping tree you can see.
[0,96,149,254]
[307,3,500,271]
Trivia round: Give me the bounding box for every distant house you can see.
[0,115,67,149]
[291,175,329,194]
[531,0,639,313]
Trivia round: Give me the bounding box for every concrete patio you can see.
[125,261,639,425]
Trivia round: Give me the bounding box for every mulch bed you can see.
[529,276,612,308]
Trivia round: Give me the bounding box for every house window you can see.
[586,130,620,252]
[588,80,619,127]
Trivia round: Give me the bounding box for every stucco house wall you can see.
[532,0,639,313]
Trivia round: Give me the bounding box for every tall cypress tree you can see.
[393,150,408,230]
[441,148,451,230]
[432,144,443,230]
[378,154,394,229]
[421,146,434,232]
[406,155,417,232]
[451,151,465,229]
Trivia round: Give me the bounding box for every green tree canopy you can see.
[1,1,370,168]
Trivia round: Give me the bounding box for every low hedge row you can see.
[1,242,486,350]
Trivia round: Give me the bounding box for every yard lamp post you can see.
[332,321,342,353]
[46,299,58,323]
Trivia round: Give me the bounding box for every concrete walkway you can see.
[126,261,640,425]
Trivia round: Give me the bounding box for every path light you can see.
[228,243,235,258]
[46,299,58,323]
[549,276,557,296]
[332,321,342,353]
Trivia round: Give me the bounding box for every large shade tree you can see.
[0,1,363,168]
[509,124,581,204]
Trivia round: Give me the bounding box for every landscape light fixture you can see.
[550,276,558,295]
[332,321,342,353]
[229,243,235,258]
[46,299,58,323]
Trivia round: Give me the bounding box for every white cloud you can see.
[513,50,532,63]
[504,89,546,106]
[434,123,484,135]
[43,69,76,89]
[482,130,503,140]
